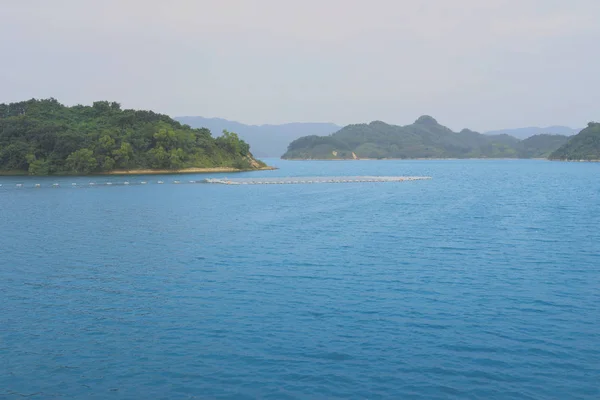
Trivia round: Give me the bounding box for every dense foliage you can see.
[549,123,600,160]
[282,116,570,160]
[0,99,265,175]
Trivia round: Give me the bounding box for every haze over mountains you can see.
[176,116,578,157]
[484,126,579,140]
[175,117,340,157]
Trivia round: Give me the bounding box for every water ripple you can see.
[1,160,599,399]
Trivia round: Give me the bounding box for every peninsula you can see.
[0,99,270,175]
[282,116,570,160]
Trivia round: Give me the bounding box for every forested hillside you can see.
[517,134,570,158]
[0,99,265,175]
[549,122,600,160]
[282,116,569,160]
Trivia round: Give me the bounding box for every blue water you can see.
[1,159,599,399]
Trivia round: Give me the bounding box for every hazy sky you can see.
[2,0,599,131]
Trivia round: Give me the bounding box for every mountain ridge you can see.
[282,116,570,160]
[484,126,578,139]
[175,116,577,156]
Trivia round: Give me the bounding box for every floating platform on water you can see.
[1,176,431,189]
[204,176,431,185]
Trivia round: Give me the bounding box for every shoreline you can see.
[0,166,277,177]
[548,159,600,162]
[283,157,600,162]
[281,157,548,161]
[100,166,277,175]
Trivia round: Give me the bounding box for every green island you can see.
[0,99,270,175]
[549,122,600,161]
[282,116,571,160]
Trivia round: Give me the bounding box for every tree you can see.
[66,149,97,174]
[102,156,115,171]
[169,148,186,169]
[92,101,112,114]
[26,154,50,175]
[148,146,169,169]
[216,129,250,155]
[112,142,133,168]
[98,135,116,153]
[154,126,177,151]
[0,142,30,170]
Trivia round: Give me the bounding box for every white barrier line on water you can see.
[0,176,432,189]
[204,176,432,185]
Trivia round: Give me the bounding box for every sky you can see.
[1,0,599,131]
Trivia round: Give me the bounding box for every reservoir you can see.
[1,159,599,399]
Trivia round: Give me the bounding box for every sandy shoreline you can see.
[99,166,277,175]
[0,166,277,177]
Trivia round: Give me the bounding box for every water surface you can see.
[1,159,599,399]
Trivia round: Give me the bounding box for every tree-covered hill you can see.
[0,99,266,175]
[549,122,600,161]
[282,116,570,160]
[517,134,570,158]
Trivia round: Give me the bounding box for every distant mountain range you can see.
[175,116,578,157]
[175,116,341,157]
[484,126,579,140]
[281,116,570,160]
